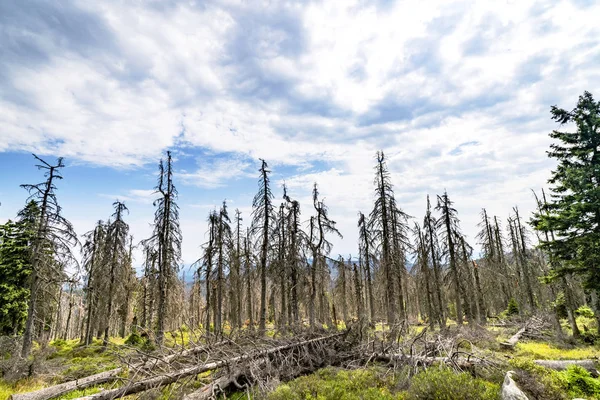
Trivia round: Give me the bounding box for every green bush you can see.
[124,332,144,346]
[575,306,595,319]
[564,365,600,398]
[406,367,500,400]
[510,357,600,399]
[506,298,519,316]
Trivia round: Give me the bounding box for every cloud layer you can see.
[1,0,599,262]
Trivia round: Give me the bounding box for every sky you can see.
[1,0,599,274]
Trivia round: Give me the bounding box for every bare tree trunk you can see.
[63,284,74,340]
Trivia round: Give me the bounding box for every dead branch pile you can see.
[11,331,351,400]
[501,316,552,348]
[362,327,502,377]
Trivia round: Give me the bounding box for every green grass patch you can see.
[0,379,44,400]
[515,341,600,360]
[510,357,600,399]
[405,367,500,400]
[268,366,404,400]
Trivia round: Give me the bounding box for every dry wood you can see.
[501,327,526,348]
[9,369,123,400]
[74,333,343,400]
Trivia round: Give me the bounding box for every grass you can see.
[267,365,502,400]
[268,366,405,400]
[0,338,127,400]
[515,341,600,360]
[2,320,599,400]
[0,379,44,400]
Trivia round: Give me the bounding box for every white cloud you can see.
[1,0,599,258]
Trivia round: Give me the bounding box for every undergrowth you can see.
[515,341,600,360]
[267,365,501,400]
[511,357,600,399]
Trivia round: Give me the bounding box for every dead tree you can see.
[251,160,274,334]
[20,155,78,357]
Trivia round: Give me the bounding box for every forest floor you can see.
[1,316,600,400]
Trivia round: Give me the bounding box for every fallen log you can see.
[533,359,598,376]
[9,342,223,400]
[501,327,526,349]
[74,333,344,400]
[9,369,123,400]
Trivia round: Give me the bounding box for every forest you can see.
[0,91,598,399]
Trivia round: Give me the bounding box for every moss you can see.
[515,341,600,360]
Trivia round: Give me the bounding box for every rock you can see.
[501,371,528,400]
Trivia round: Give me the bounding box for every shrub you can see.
[564,365,600,398]
[406,367,500,400]
[506,298,519,316]
[268,366,404,400]
[124,332,144,346]
[575,306,595,319]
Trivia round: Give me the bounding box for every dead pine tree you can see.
[215,201,231,335]
[308,183,342,329]
[276,202,288,329]
[251,159,274,334]
[413,222,436,329]
[436,191,463,325]
[232,209,243,329]
[20,155,78,358]
[103,201,129,347]
[283,185,302,326]
[369,151,399,326]
[148,151,182,346]
[424,195,446,329]
[358,212,375,323]
[81,221,106,345]
[243,227,254,330]
[351,255,365,322]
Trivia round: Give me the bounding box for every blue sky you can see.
[1,0,599,271]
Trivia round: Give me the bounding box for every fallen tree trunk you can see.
[501,327,526,348]
[74,333,343,400]
[534,359,598,376]
[10,342,223,400]
[9,369,123,400]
